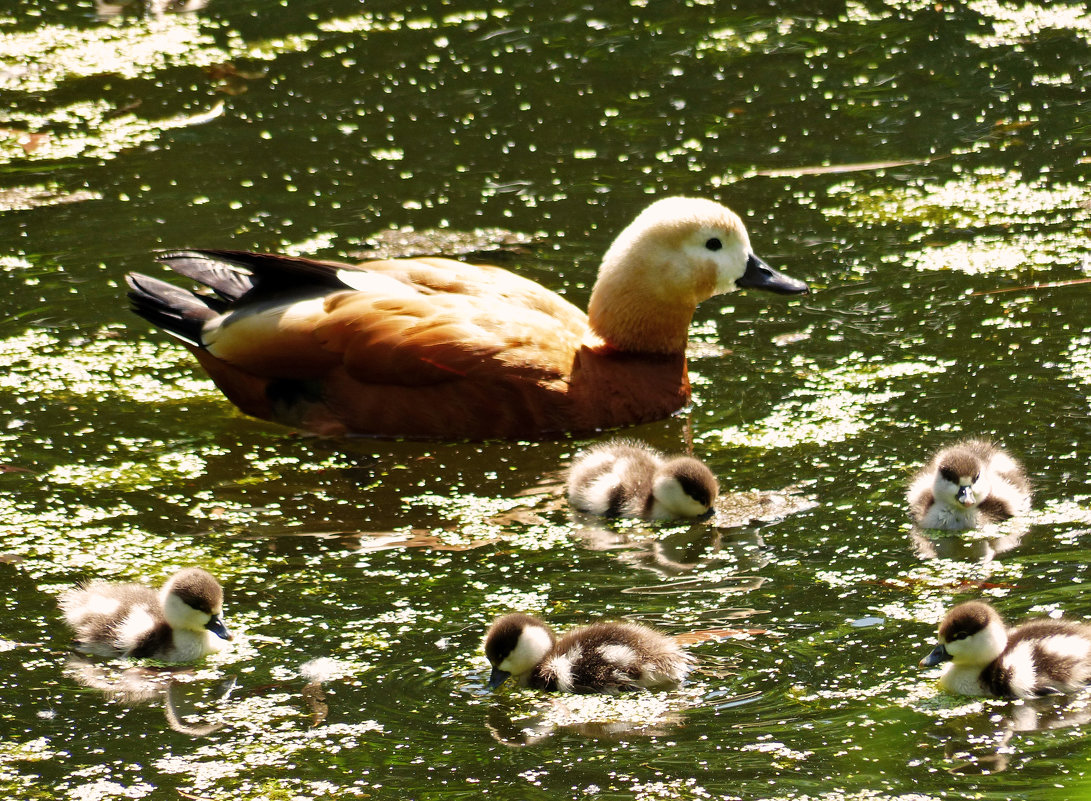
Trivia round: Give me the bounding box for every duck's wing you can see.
[308,288,587,386]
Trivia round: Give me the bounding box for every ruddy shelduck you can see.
[126,197,807,439]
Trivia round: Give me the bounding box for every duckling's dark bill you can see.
[919,643,950,667]
[737,254,809,295]
[206,616,233,641]
[488,667,511,690]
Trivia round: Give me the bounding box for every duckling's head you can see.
[484,613,555,689]
[159,568,232,641]
[920,601,1007,669]
[589,197,807,353]
[649,457,720,519]
[932,449,991,510]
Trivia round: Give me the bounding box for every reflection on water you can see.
[64,657,234,737]
[935,694,1091,775]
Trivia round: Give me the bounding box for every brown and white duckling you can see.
[566,440,719,519]
[60,568,233,662]
[907,439,1031,530]
[484,612,694,693]
[920,600,1091,698]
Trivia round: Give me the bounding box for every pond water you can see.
[3,0,1091,798]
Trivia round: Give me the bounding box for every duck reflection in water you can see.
[64,656,236,737]
[931,695,1091,775]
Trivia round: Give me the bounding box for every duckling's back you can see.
[60,582,171,659]
[985,618,1091,697]
[533,621,692,692]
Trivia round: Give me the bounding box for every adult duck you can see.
[126,197,808,439]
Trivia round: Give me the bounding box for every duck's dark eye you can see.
[972,474,980,483]
[705,237,723,251]
[952,632,968,641]
[939,468,958,483]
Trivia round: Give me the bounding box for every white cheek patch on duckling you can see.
[499,624,553,677]
[161,593,211,633]
[650,475,709,519]
[114,605,157,648]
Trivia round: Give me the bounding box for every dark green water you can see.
[3,0,1091,798]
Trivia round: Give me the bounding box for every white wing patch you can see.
[65,592,121,624]
[598,643,638,667]
[546,645,581,691]
[1038,634,1091,662]
[114,605,157,652]
[1002,641,1038,698]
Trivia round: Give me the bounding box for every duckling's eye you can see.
[951,632,968,641]
[705,237,723,251]
[939,468,958,483]
[972,474,980,483]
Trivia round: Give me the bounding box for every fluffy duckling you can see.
[60,568,232,662]
[566,439,719,519]
[125,197,807,439]
[920,601,1091,698]
[907,439,1031,530]
[484,612,694,693]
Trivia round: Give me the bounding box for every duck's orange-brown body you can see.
[126,198,807,439]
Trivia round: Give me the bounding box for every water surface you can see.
[3,1,1091,799]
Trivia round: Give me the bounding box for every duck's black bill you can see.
[206,615,233,641]
[487,667,511,690]
[919,643,950,667]
[737,254,809,295]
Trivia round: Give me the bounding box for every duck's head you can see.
[588,197,808,353]
[484,612,554,689]
[649,457,720,519]
[920,600,1007,669]
[933,450,990,509]
[159,568,232,641]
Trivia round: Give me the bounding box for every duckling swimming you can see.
[60,568,232,662]
[566,440,719,519]
[920,600,1091,698]
[484,612,694,693]
[907,439,1031,530]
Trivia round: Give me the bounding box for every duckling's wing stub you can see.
[736,254,808,295]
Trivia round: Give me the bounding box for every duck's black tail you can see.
[125,272,221,348]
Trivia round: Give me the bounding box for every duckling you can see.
[920,600,1091,698]
[566,439,719,520]
[907,439,1031,530]
[125,197,807,439]
[484,612,694,693]
[59,568,232,662]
